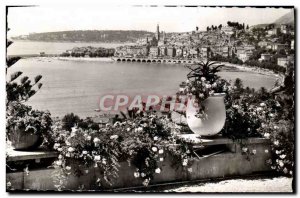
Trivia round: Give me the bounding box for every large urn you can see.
[186,93,226,136]
[8,126,43,150]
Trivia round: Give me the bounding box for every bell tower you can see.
[156,24,160,41]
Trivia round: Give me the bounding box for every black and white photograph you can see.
[4,2,296,193]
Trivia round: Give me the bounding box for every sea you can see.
[7,41,278,118]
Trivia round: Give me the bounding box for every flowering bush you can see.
[51,112,193,189]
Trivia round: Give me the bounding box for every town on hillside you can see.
[112,22,294,73]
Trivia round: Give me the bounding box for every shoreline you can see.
[55,57,114,62]
[219,61,285,86]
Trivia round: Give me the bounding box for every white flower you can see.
[256,107,263,112]
[283,168,288,174]
[209,90,215,95]
[269,113,274,118]
[212,82,217,88]
[280,154,286,159]
[274,140,279,146]
[134,172,140,178]
[86,136,92,141]
[66,141,71,146]
[102,158,107,165]
[182,158,188,166]
[158,149,164,154]
[57,148,63,152]
[205,84,212,89]
[142,178,150,186]
[153,136,158,141]
[65,166,71,171]
[201,77,206,82]
[252,150,257,155]
[113,121,121,127]
[126,127,131,132]
[155,168,161,174]
[242,147,248,152]
[68,147,75,152]
[233,105,239,109]
[56,160,62,166]
[279,160,284,167]
[94,155,101,161]
[264,133,270,139]
[141,173,146,178]
[274,126,279,130]
[265,150,269,153]
[93,137,100,143]
[137,127,143,132]
[58,154,63,159]
[199,93,204,98]
[271,166,276,170]
[82,150,88,155]
[276,150,281,154]
[53,143,60,149]
[152,147,158,152]
[260,103,266,107]
[159,157,164,162]
[187,168,193,172]
[290,171,293,175]
[110,135,118,140]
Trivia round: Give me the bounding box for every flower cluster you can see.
[51,112,191,188]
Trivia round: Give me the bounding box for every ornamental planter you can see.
[186,93,226,136]
[8,126,43,150]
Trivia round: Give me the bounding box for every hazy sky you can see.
[7,6,293,36]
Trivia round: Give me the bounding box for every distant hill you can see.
[274,11,294,25]
[11,30,154,43]
[251,11,294,29]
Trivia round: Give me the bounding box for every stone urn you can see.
[186,93,226,136]
[8,126,43,150]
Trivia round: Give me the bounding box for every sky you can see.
[7,6,293,36]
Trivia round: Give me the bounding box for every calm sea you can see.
[7,41,278,117]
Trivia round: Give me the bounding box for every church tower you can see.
[156,24,160,41]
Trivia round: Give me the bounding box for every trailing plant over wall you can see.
[51,112,195,189]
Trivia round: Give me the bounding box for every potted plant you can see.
[178,60,230,136]
[6,102,53,150]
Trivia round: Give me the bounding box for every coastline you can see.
[220,61,285,86]
[55,57,114,62]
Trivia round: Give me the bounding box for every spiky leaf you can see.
[28,90,36,98]
[7,40,13,48]
[38,83,43,89]
[20,76,29,84]
[10,71,23,82]
[7,57,21,68]
[34,75,42,84]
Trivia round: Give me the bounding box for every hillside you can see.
[11,30,154,43]
[251,10,294,29]
[274,11,294,25]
